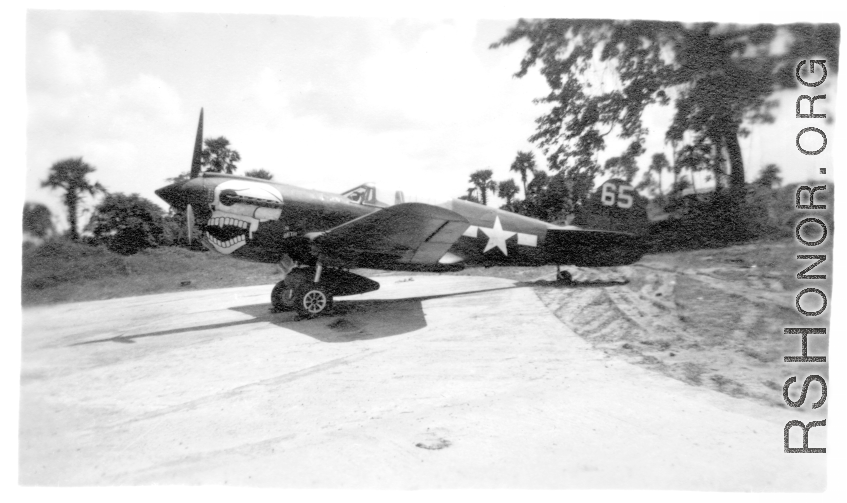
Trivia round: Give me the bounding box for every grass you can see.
[22,240,284,305]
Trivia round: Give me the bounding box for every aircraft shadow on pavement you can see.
[71,278,626,347]
[72,286,516,346]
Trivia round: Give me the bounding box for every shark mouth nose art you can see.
[204,217,252,250]
[200,179,285,255]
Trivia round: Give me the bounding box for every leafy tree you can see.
[23,202,55,238]
[458,187,480,203]
[86,193,166,255]
[41,157,106,241]
[245,168,274,180]
[526,170,549,198]
[603,140,645,183]
[637,153,671,199]
[520,171,549,219]
[493,20,839,201]
[497,179,520,210]
[509,151,537,195]
[163,137,243,184]
[469,169,497,206]
[201,137,241,174]
[669,177,693,197]
[535,172,572,222]
[166,171,191,184]
[756,164,783,188]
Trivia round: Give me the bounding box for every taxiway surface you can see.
[20,275,824,488]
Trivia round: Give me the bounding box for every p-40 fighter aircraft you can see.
[156,110,647,317]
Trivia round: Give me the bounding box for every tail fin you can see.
[572,178,649,235]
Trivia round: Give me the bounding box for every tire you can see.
[295,285,333,318]
[271,280,296,311]
[556,270,573,284]
[271,269,312,311]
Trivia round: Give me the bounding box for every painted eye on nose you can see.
[220,189,238,206]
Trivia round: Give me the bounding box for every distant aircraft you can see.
[156,110,647,317]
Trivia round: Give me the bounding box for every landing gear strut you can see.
[271,263,380,317]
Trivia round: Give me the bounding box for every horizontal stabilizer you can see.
[544,228,644,267]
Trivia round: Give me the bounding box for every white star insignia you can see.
[480,216,516,255]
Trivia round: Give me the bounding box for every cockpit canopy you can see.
[341,182,405,208]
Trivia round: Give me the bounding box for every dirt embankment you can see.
[530,240,829,408]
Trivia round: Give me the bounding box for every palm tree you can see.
[41,157,106,241]
[497,179,520,210]
[469,169,496,206]
[510,151,537,196]
[647,153,671,196]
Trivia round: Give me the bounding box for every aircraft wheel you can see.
[556,270,573,284]
[271,280,296,311]
[271,269,311,311]
[296,285,334,318]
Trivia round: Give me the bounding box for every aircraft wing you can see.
[311,203,470,268]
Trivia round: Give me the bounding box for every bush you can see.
[87,193,167,255]
[22,239,130,291]
[644,184,814,253]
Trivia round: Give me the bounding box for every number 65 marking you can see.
[601,183,634,209]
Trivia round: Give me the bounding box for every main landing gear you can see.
[271,264,333,318]
[271,260,381,318]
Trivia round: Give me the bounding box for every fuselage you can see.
[156,172,642,270]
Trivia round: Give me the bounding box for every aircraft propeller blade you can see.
[189,108,204,179]
[186,204,195,243]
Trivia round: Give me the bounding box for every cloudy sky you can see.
[24,7,837,231]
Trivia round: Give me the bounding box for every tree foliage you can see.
[86,193,166,255]
[493,20,839,200]
[165,136,243,184]
[23,202,55,238]
[458,187,480,203]
[637,153,671,199]
[755,164,783,188]
[245,168,274,180]
[509,151,537,195]
[497,179,520,210]
[41,157,106,241]
[201,137,241,174]
[469,169,497,205]
[167,171,191,184]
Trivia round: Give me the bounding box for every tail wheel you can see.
[556,270,573,284]
[296,285,333,318]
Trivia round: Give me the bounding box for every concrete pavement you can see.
[19,275,825,488]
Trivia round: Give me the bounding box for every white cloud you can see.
[237,67,291,120]
[27,30,187,230]
[28,31,106,92]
